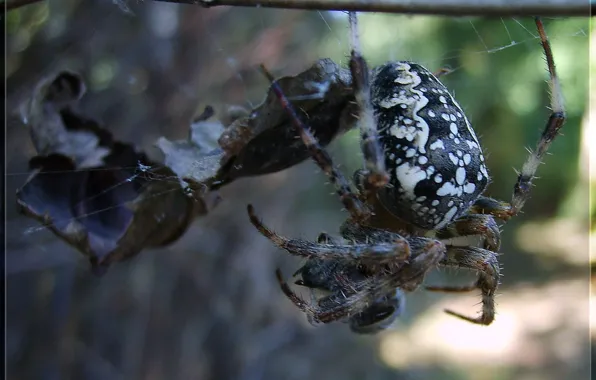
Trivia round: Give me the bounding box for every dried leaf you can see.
[16,72,220,275]
[211,58,357,188]
[17,59,357,274]
[155,106,225,191]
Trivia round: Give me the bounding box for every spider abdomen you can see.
[371,61,490,230]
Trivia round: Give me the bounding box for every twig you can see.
[161,0,592,17]
[5,0,591,16]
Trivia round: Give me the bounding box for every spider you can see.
[247,13,565,330]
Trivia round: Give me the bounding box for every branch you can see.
[5,0,592,16]
[160,0,592,17]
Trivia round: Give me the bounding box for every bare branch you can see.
[159,0,591,17]
[5,0,591,16]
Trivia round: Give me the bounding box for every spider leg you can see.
[469,196,513,221]
[348,12,390,197]
[426,246,501,325]
[258,65,371,222]
[509,18,566,216]
[301,277,381,324]
[392,239,446,291]
[436,214,501,251]
[340,219,410,245]
[278,238,444,326]
[313,239,445,322]
[470,20,565,222]
[276,269,322,318]
[277,268,366,325]
[248,204,410,264]
[296,261,407,334]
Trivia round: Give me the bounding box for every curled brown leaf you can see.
[17,59,357,274]
[211,58,357,188]
[17,72,220,275]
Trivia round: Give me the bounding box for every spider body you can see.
[248,14,565,332]
[372,62,489,230]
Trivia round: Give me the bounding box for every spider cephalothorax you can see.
[248,13,565,332]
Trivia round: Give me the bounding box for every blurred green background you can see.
[5,2,591,380]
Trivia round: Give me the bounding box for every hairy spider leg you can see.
[426,246,501,325]
[259,65,371,222]
[436,214,501,251]
[466,18,565,222]
[509,17,566,216]
[248,204,410,265]
[278,266,373,326]
[275,269,374,324]
[310,239,445,324]
[348,12,390,194]
[468,196,515,221]
[276,269,323,318]
[457,19,564,224]
[340,219,414,246]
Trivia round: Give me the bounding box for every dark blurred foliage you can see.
[5,2,590,380]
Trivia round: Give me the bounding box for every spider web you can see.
[5,5,588,275]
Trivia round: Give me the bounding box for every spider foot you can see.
[426,246,500,326]
[443,308,494,326]
[427,282,494,325]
